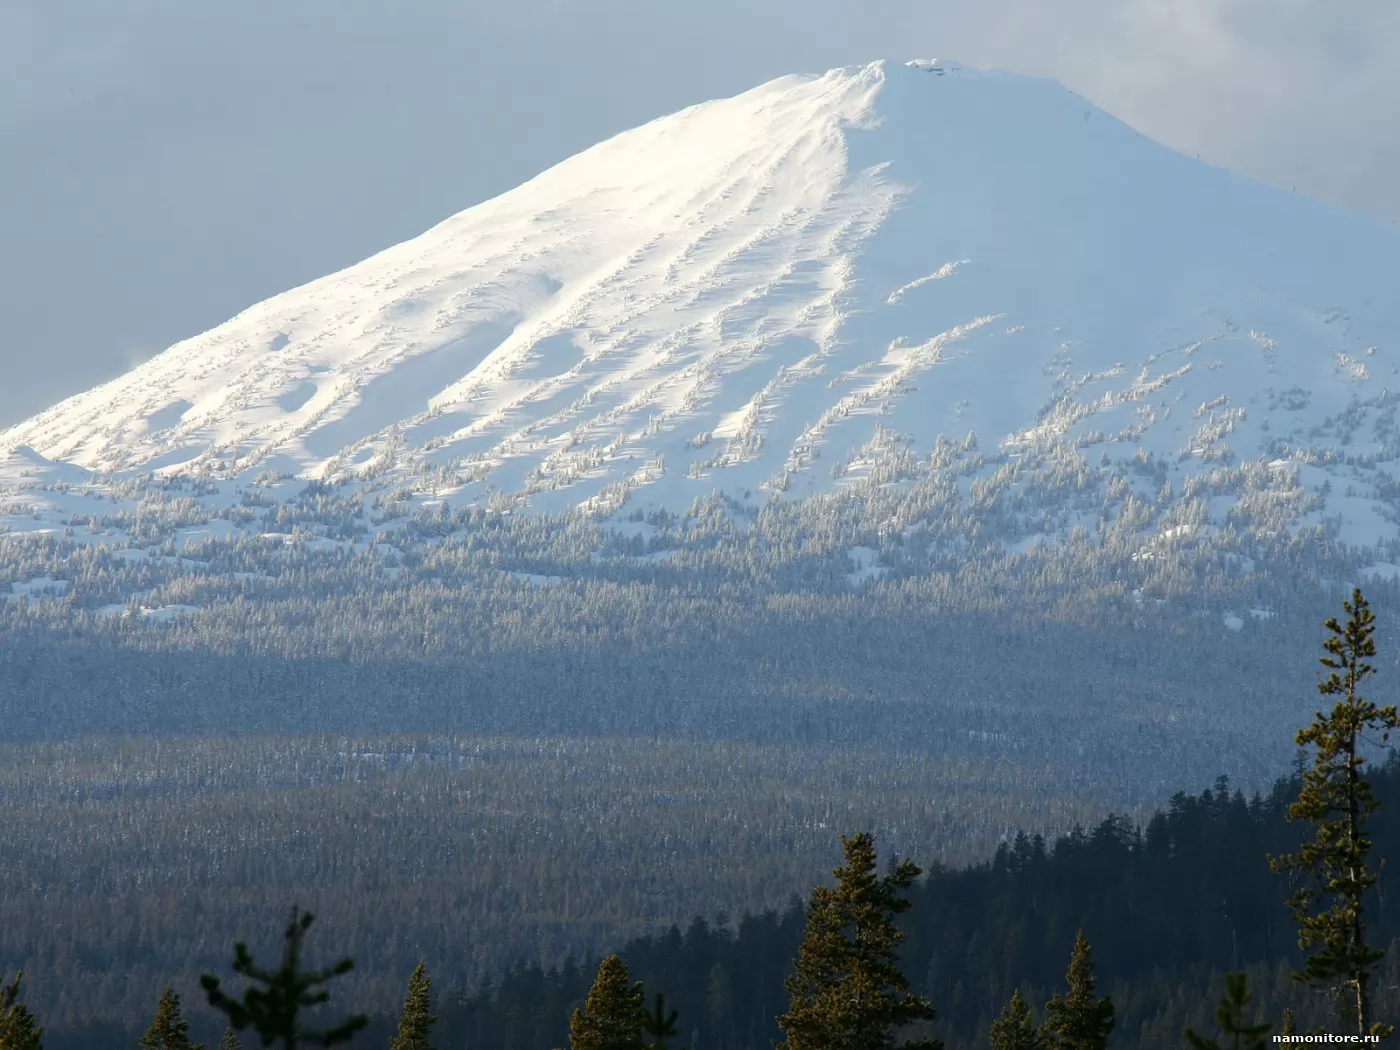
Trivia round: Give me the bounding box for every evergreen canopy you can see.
[777,831,939,1050]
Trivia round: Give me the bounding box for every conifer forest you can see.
[6,474,1400,1047]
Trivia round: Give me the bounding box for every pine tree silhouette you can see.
[218,1030,242,1050]
[776,832,940,1050]
[1042,931,1114,1050]
[640,994,680,1050]
[990,990,1043,1050]
[389,962,436,1050]
[200,907,367,1050]
[0,973,42,1050]
[1270,588,1399,1038]
[140,988,202,1050]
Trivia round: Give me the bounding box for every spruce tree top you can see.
[1043,931,1114,1050]
[570,956,646,1050]
[389,962,436,1050]
[0,973,44,1050]
[140,988,202,1050]
[989,990,1043,1050]
[777,831,940,1050]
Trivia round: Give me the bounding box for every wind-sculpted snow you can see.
[4,59,1400,549]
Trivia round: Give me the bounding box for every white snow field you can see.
[4,58,1400,546]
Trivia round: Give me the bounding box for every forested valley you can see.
[6,450,1400,1048]
[4,591,1400,1049]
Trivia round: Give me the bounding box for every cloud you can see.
[944,0,1400,217]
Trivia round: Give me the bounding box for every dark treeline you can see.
[420,760,1400,1049]
[24,757,1400,1050]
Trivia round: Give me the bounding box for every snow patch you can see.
[845,546,888,586]
[508,571,565,587]
[5,577,70,602]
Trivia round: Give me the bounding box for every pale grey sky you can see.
[2,0,1397,427]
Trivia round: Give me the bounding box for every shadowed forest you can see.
[5,591,1400,1048]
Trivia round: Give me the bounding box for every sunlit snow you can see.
[3,59,1400,546]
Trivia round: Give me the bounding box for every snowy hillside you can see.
[4,58,1400,549]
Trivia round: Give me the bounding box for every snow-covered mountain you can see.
[5,58,1400,549]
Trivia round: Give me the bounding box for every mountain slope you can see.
[4,58,1400,545]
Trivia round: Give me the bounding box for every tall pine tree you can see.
[989,990,1043,1050]
[1269,587,1399,1038]
[569,956,645,1050]
[140,988,202,1050]
[218,1031,241,1050]
[776,832,940,1050]
[0,973,42,1050]
[389,963,435,1050]
[1042,931,1114,1050]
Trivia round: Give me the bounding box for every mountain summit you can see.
[5,59,1400,545]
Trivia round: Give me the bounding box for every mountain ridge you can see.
[4,58,1400,550]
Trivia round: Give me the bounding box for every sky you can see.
[2,0,1397,428]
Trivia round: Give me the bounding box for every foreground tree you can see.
[1269,588,1399,1038]
[569,956,646,1050]
[218,1031,242,1050]
[0,973,42,1050]
[1183,973,1270,1050]
[1042,931,1114,1050]
[776,832,940,1050]
[140,988,202,1050]
[389,962,436,1050]
[989,990,1043,1050]
[200,907,367,1050]
[640,994,680,1050]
